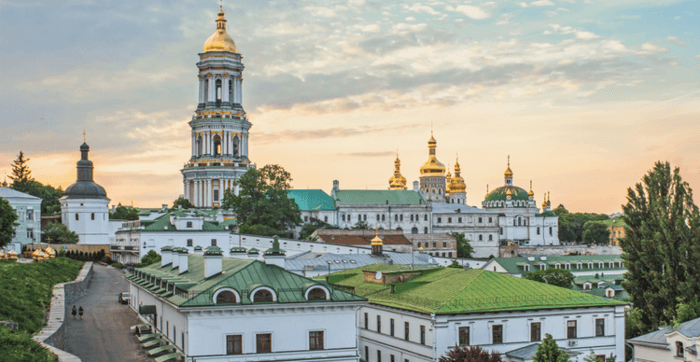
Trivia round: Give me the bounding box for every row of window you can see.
[485,200,532,207]
[342,214,428,223]
[185,239,218,247]
[11,208,35,221]
[416,242,448,248]
[365,346,410,362]
[225,331,323,354]
[303,215,329,223]
[458,319,605,346]
[364,314,426,345]
[522,261,623,272]
[213,286,327,304]
[436,216,493,224]
[74,213,103,221]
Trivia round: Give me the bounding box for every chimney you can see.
[171,248,180,269]
[193,246,203,255]
[247,248,260,260]
[178,248,189,274]
[230,247,247,259]
[204,246,223,278]
[413,181,419,193]
[263,236,286,269]
[161,246,173,267]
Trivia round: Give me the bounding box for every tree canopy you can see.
[221,164,301,238]
[553,205,609,243]
[41,222,79,244]
[110,205,139,220]
[523,268,575,289]
[452,232,474,258]
[9,151,33,191]
[533,334,570,362]
[7,152,64,215]
[582,221,610,245]
[140,250,162,266]
[621,161,700,336]
[172,197,194,210]
[0,197,19,248]
[438,345,501,362]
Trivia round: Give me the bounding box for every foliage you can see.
[448,260,462,269]
[8,151,34,192]
[582,221,611,245]
[673,297,700,328]
[140,250,161,266]
[438,345,502,362]
[523,268,575,289]
[620,161,700,335]
[0,197,19,248]
[300,223,318,240]
[63,249,106,262]
[41,222,79,244]
[553,205,609,243]
[583,350,616,362]
[112,262,127,269]
[16,181,64,216]
[239,224,288,238]
[452,232,474,258]
[352,220,369,229]
[172,197,194,210]
[0,325,55,362]
[221,165,302,234]
[110,204,139,220]
[533,334,569,362]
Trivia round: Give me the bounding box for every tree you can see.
[0,197,19,248]
[299,223,318,240]
[582,221,610,245]
[352,220,369,229]
[553,204,609,243]
[448,260,462,269]
[533,334,569,362]
[523,269,575,289]
[140,250,161,266]
[452,232,474,258]
[438,345,501,362]
[172,197,194,209]
[41,222,79,244]
[583,350,616,362]
[621,161,700,335]
[110,205,139,220]
[9,151,34,193]
[221,165,301,236]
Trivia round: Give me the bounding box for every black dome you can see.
[64,181,107,199]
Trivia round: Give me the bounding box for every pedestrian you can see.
[79,306,84,320]
[71,306,77,319]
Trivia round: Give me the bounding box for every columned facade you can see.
[181,8,255,209]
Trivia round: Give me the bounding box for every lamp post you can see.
[327,260,332,276]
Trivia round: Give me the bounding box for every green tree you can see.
[352,220,369,229]
[553,204,609,243]
[582,221,610,245]
[221,165,301,236]
[110,204,139,220]
[621,161,700,335]
[533,334,569,362]
[0,197,19,248]
[239,224,284,237]
[448,260,462,269]
[438,345,501,362]
[9,151,34,193]
[41,222,79,244]
[583,350,616,362]
[172,197,194,209]
[140,250,161,266]
[452,232,474,258]
[299,223,318,240]
[523,268,575,289]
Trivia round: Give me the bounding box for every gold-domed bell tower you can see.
[448,156,467,204]
[419,132,446,202]
[388,153,407,190]
[371,230,383,256]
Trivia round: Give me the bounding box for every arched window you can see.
[577,262,582,269]
[216,291,237,304]
[197,135,203,156]
[588,262,594,269]
[599,262,604,269]
[565,263,571,270]
[307,288,327,301]
[424,215,428,221]
[676,341,684,357]
[488,234,493,241]
[524,264,530,272]
[411,227,418,234]
[537,227,540,235]
[396,227,402,231]
[253,289,273,302]
[555,263,561,269]
[232,136,240,157]
[518,218,522,226]
[213,135,222,156]
[549,227,552,235]
[424,227,428,234]
[91,213,95,220]
[228,77,234,105]
[75,213,79,220]
[410,214,414,222]
[215,79,222,106]
[478,234,483,241]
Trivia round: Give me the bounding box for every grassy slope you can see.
[0,257,84,362]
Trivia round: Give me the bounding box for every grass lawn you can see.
[0,257,84,361]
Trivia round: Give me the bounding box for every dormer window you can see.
[253,289,273,302]
[598,262,604,269]
[187,221,193,228]
[216,291,237,304]
[565,263,571,270]
[676,341,684,357]
[577,262,582,269]
[306,287,329,301]
[555,263,561,269]
[539,264,546,271]
[524,264,530,272]
[584,283,592,290]
[588,262,594,269]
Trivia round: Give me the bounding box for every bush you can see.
[112,262,127,269]
[0,325,54,362]
[101,256,113,264]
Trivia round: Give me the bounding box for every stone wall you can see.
[500,244,623,257]
[33,262,93,362]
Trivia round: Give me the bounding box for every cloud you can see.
[665,36,688,47]
[406,4,441,15]
[446,3,496,20]
[531,0,555,6]
[496,13,516,25]
[362,24,381,32]
[639,42,671,54]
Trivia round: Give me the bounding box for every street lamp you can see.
[327,260,332,276]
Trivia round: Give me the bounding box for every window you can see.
[492,325,503,344]
[75,213,79,220]
[391,355,395,362]
[424,227,428,234]
[565,263,571,270]
[309,331,324,350]
[478,234,483,241]
[404,322,409,340]
[342,215,346,222]
[424,215,428,221]
[595,319,604,336]
[166,321,169,337]
[437,217,441,223]
[458,217,462,223]
[324,216,328,223]
[186,221,193,228]
[390,318,395,337]
[377,350,382,362]
[226,335,242,354]
[588,262,594,269]
[307,288,327,300]
[555,263,561,269]
[377,315,382,333]
[382,215,386,221]
[304,216,309,222]
[443,242,447,247]
[187,239,193,246]
[567,320,577,339]
[365,313,369,329]
[216,291,237,304]
[26,228,34,240]
[256,333,272,353]
[458,327,469,346]
[433,242,437,248]
[478,217,482,223]
[524,264,530,272]
[537,227,540,235]
[531,322,541,341]
[91,213,95,220]
[253,289,274,302]
[448,252,452,258]
[399,215,403,221]
[448,217,452,223]
[26,210,33,221]
[211,239,217,246]
[378,214,382,221]
[677,341,684,357]
[395,215,398,221]
[488,235,493,241]
[365,346,369,360]
[173,326,176,344]
[213,190,219,201]
[489,217,493,223]
[420,325,425,345]
[549,227,552,235]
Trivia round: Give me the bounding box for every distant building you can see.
[314,229,414,253]
[404,233,457,258]
[0,184,42,246]
[482,255,626,278]
[429,203,499,258]
[628,316,700,362]
[285,251,437,277]
[288,189,337,226]
[601,217,626,246]
[572,274,628,300]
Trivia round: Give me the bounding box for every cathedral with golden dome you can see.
[180,7,254,208]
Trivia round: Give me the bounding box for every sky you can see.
[1,0,698,214]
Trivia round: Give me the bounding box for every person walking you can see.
[71,306,77,319]
[78,306,84,320]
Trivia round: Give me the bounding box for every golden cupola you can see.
[203,8,238,53]
[388,153,408,190]
[528,180,534,198]
[445,167,452,195]
[504,155,513,178]
[450,157,467,194]
[419,133,446,177]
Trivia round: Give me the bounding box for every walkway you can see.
[63,264,151,362]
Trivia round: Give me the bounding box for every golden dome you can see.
[504,155,513,178]
[420,133,445,177]
[450,157,467,193]
[542,193,548,208]
[371,234,383,246]
[528,180,534,198]
[506,188,512,198]
[203,9,238,53]
[389,153,407,190]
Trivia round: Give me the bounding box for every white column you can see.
[208,77,215,104]
[184,180,189,201]
[194,180,199,207]
[224,131,229,155]
[207,179,212,208]
[206,132,210,156]
[242,132,247,157]
[222,77,229,103]
[191,132,196,157]
[198,78,205,104]
[238,77,243,105]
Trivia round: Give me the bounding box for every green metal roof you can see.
[484,186,530,203]
[318,264,625,315]
[288,189,336,211]
[491,255,624,275]
[127,255,365,308]
[333,190,427,205]
[137,212,226,232]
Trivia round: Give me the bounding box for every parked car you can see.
[118,292,130,304]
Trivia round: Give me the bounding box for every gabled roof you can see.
[127,254,365,307]
[285,251,437,272]
[489,255,625,274]
[319,264,625,315]
[0,187,42,201]
[138,212,226,232]
[629,317,700,346]
[333,190,427,205]
[287,189,336,211]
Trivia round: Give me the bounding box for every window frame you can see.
[226,334,242,355]
[530,322,541,342]
[567,320,577,339]
[595,318,605,337]
[256,333,272,353]
[309,330,324,350]
[458,326,470,346]
[420,325,426,345]
[492,324,503,344]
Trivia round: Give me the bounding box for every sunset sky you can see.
[1,0,698,214]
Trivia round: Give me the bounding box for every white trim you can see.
[250,286,277,302]
[305,285,331,301]
[212,287,241,304]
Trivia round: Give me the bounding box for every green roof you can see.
[318,264,625,314]
[288,190,336,211]
[137,212,226,232]
[600,217,626,227]
[333,190,427,205]
[127,255,365,307]
[491,255,625,275]
[219,219,237,228]
[536,211,557,217]
[484,186,529,203]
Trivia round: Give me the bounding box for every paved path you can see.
[63,264,151,362]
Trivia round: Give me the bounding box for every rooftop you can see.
[285,251,437,273]
[629,317,700,346]
[431,203,496,214]
[0,187,42,201]
[489,255,625,275]
[287,189,336,211]
[333,190,427,205]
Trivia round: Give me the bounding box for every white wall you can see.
[62,198,111,244]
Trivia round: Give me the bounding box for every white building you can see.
[482,255,626,278]
[126,241,366,361]
[430,203,499,258]
[0,183,42,249]
[628,317,700,362]
[323,264,627,362]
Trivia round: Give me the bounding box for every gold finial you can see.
[371,226,383,245]
[504,155,513,178]
[83,130,86,142]
[528,180,534,197]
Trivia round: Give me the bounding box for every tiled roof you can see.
[128,212,227,232]
[484,186,529,202]
[333,190,427,205]
[490,255,625,274]
[127,254,366,307]
[285,251,437,272]
[287,190,336,211]
[319,264,625,314]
